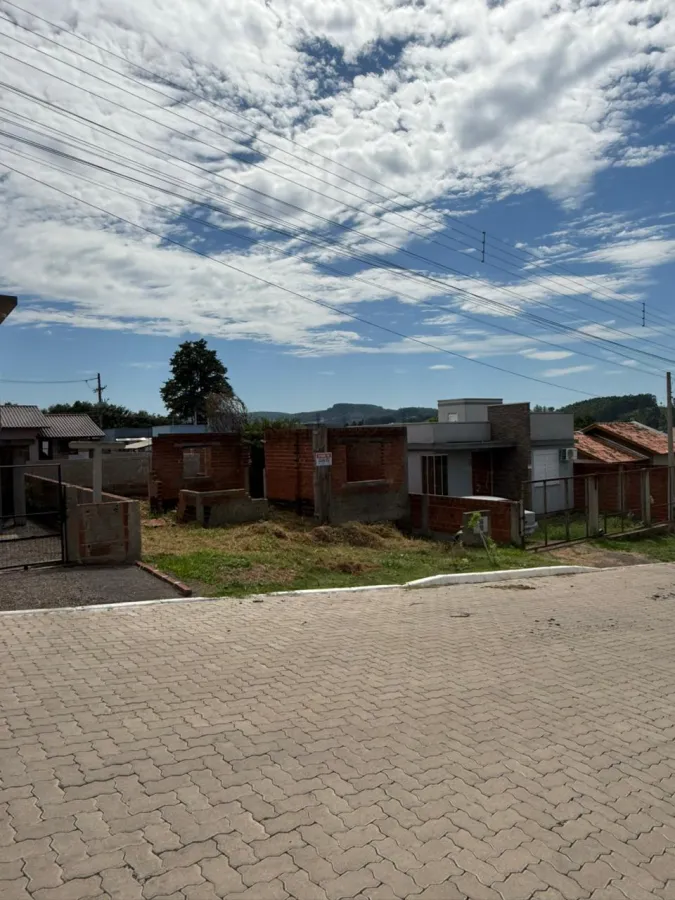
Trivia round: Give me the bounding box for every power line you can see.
[0,376,97,384]
[2,132,663,380]
[1,79,673,372]
[0,126,660,377]
[0,28,672,347]
[0,120,672,375]
[0,155,603,398]
[2,0,668,329]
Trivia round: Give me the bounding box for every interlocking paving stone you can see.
[3,565,675,899]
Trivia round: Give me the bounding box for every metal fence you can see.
[0,463,66,569]
[521,465,673,548]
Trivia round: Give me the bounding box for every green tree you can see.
[44,400,168,429]
[160,339,232,424]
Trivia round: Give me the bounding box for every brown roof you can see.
[588,421,672,456]
[40,414,105,439]
[0,405,48,429]
[575,431,648,464]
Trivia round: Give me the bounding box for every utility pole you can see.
[667,372,673,523]
[94,373,106,428]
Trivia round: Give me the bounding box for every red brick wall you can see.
[572,463,669,522]
[264,429,314,503]
[410,494,516,544]
[150,433,249,505]
[264,427,406,505]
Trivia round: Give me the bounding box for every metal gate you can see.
[0,463,66,569]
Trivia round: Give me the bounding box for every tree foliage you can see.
[558,394,665,431]
[160,340,232,424]
[44,400,168,430]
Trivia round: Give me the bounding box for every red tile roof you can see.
[588,421,672,456]
[574,431,648,464]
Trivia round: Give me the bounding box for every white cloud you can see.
[0,0,672,358]
[520,349,574,361]
[542,364,594,377]
[428,364,453,370]
[584,239,675,268]
[127,361,166,368]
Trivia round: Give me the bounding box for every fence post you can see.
[312,426,331,525]
[641,469,652,526]
[587,475,600,536]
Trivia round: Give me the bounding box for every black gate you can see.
[0,463,66,569]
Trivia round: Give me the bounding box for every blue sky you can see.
[0,0,674,415]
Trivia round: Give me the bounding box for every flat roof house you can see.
[407,398,576,513]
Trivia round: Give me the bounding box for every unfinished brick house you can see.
[149,433,267,526]
[264,426,408,525]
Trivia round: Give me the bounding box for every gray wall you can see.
[27,455,149,498]
[330,485,409,525]
[530,413,575,443]
[407,422,491,444]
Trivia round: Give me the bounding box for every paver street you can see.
[3,566,675,899]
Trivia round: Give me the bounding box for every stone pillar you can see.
[587,475,600,537]
[92,447,103,504]
[12,448,27,526]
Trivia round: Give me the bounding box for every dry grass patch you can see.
[141,504,550,597]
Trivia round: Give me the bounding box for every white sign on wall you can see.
[314,452,333,467]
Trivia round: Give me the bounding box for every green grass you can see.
[529,512,643,545]
[142,509,551,597]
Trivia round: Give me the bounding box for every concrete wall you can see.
[530,412,575,443]
[407,422,491,444]
[25,474,141,565]
[177,488,268,527]
[26,455,150,498]
[437,399,502,423]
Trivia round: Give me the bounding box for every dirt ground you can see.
[547,541,651,568]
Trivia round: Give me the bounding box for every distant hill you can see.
[250,403,436,425]
[559,393,666,430]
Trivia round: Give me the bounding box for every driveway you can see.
[0,565,182,612]
[2,566,675,899]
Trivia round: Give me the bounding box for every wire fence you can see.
[521,466,674,549]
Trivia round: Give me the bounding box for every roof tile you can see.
[589,421,672,456]
[40,414,105,439]
[0,405,48,429]
[575,431,648,464]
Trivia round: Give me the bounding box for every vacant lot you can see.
[142,506,552,597]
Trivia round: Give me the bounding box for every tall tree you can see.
[160,339,232,423]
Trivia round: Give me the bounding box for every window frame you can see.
[421,454,449,496]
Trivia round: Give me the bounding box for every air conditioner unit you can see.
[559,447,578,462]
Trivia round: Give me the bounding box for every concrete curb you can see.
[0,565,602,616]
[135,561,192,597]
[404,565,598,588]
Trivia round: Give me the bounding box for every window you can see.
[532,448,560,485]
[421,455,449,496]
[182,446,211,478]
[446,413,459,423]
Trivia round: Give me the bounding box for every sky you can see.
[0,0,674,415]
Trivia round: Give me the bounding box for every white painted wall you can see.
[438,399,502,423]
